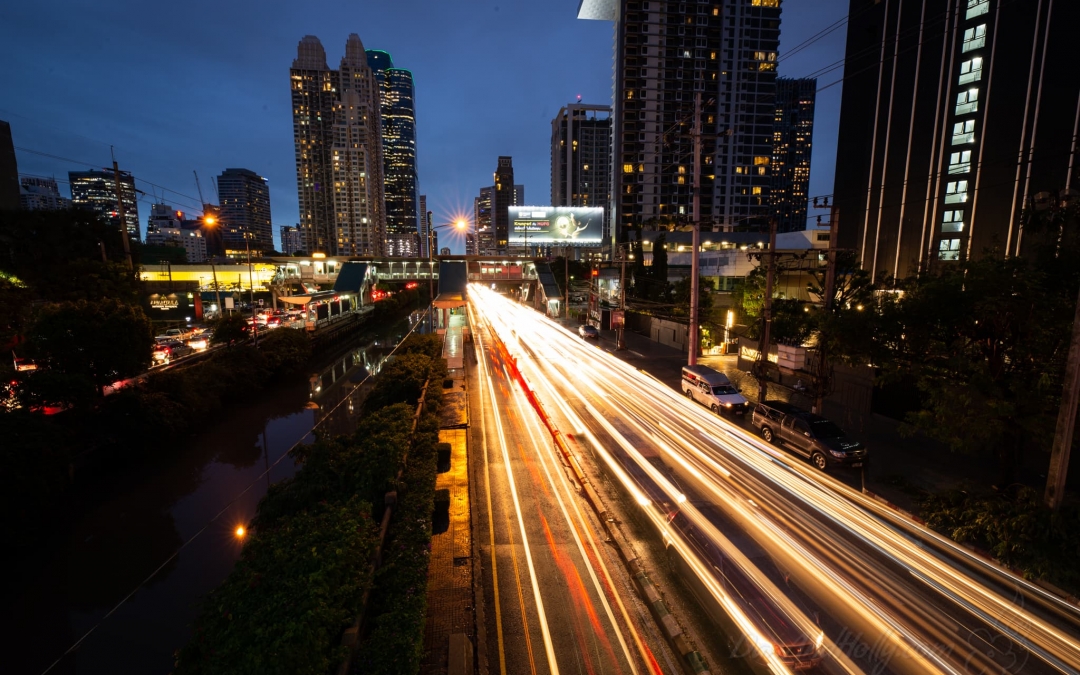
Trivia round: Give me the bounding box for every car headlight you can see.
[723,402,732,407]
[828,449,846,458]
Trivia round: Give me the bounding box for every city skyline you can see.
[1,0,846,253]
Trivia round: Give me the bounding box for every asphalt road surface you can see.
[470,286,1080,675]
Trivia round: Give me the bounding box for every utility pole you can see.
[756,217,778,404]
[617,244,627,350]
[110,149,133,271]
[689,93,702,366]
[564,244,570,320]
[1047,269,1080,509]
[247,235,259,347]
[211,262,223,318]
[814,206,839,414]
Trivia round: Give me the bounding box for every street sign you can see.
[612,310,625,327]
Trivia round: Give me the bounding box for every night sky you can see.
[2,0,847,253]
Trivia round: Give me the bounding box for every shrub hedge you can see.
[919,486,1080,595]
[177,328,444,674]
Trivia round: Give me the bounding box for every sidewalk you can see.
[421,352,474,674]
[570,323,1006,513]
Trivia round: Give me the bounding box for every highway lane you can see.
[471,285,1080,675]
[468,304,662,675]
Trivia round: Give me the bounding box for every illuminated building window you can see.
[938,238,962,261]
[963,25,986,52]
[956,89,979,115]
[958,57,983,85]
[752,186,762,195]
[753,156,770,165]
[966,0,988,19]
[944,180,969,204]
[942,210,965,233]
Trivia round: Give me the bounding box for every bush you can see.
[357,412,440,675]
[176,497,378,675]
[919,487,1080,595]
[363,353,434,412]
[211,314,251,346]
[258,327,312,379]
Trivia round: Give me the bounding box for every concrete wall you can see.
[627,312,687,353]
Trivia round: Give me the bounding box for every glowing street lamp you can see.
[235,525,246,539]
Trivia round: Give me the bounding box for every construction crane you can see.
[193,171,206,210]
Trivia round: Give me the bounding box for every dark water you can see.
[3,312,428,675]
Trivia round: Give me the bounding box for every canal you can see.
[3,311,429,674]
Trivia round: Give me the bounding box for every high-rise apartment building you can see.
[145,203,206,262]
[280,225,303,255]
[367,50,420,252]
[475,187,493,254]
[493,157,515,253]
[69,169,140,240]
[290,34,387,257]
[19,177,71,211]
[552,103,613,241]
[0,120,17,211]
[834,0,1080,279]
[217,168,273,251]
[418,195,429,256]
[772,77,816,233]
[578,0,781,244]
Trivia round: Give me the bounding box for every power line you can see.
[39,310,433,675]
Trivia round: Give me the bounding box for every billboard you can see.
[508,206,604,246]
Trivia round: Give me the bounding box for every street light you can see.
[235,525,246,538]
[202,215,224,319]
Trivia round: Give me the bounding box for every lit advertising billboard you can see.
[508,206,604,246]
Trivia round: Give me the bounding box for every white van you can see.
[681,364,749,415]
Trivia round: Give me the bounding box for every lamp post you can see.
[204,215,224,318]
[426,218,469,327]
[246,233,258,347]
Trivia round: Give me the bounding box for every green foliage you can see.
[363,353,435,412]
[211,314,250,346]
[919,488,1080,595]
[257,328,312,379]
[25,297,154,401]
[358,412,440,675]
[139,244,188,265]
[179,332,445,675]
[176,497,378,675]
[256,404,414,526]
[0,207,139,303]
[882,255,1068,484]
[671,275,714,318]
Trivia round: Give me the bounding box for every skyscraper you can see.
[552,104,613,241]
[145,203,207,263]
[69,169,140,240]
[290,34,387,256]
[19,177,71,211]
[0,120,17,211]
[833,0,1080,279]
[475,187,493,254]
[280,225,303,255]
[578,0,782,243]
[367,50,420,254]
[493,157,515,253]
[772,78,816,233]
[418,195,429,256]
[217,168,273,252]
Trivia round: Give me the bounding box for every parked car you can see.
[751,400,868,471]
[681,364,748,415]
[578,324,600,339]
[152,340,193,364]
[156,328,192,342]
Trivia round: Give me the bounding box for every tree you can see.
[0,208,139,303]
[26,298,154,402]
[650,231,669,300]
[139,244,188,265]
[882,255,1069,486]
[211,314,251,347]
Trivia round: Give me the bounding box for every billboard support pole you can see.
[689,93,702,366]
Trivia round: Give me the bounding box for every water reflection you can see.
[2,311,425,675]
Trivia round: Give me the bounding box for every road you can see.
[469,285,1080,675]
[469,302,669,675]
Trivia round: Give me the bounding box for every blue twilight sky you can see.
[1,0,848,253]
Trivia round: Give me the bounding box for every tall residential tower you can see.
[578,0,782,244]
[217,168,273,252]
[772,77,816,233]
[551,103,613,241]
[833,0,1080,279]
[367,50,420,256]
[290,34,386,256]
[69,169,140,240]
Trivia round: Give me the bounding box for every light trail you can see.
[473,321,561,675]
[471,285,1080,675]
